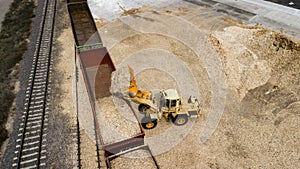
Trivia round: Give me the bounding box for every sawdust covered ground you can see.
[96,96,141,145]
[94,3,300,169]
[53,2,299,168]
[109,149,157,168]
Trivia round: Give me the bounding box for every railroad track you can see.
[12,0,56,168]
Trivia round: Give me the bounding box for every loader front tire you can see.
[141,117,157,129]
[138,104,149,114]
[172,115,188,126]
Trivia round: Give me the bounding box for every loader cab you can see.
[162,89,181,109]
[166,99,177,108]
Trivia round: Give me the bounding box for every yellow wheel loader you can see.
[127,66,201,129]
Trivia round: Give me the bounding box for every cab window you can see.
[171,100,177,107]
[165,99,170,107]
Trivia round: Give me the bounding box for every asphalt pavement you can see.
[265,0,300,9]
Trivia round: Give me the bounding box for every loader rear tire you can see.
[141,117,157,129]
[172,115,188,126]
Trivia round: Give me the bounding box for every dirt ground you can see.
[55,2,299,169]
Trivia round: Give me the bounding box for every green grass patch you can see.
[0,0,35,147]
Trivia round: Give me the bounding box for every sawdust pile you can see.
[118,4,150,16]
[109,149,157,169]
[209,26,300,100]
[135,68,179,92]
[96,96,141,145]
[117,4,189,17]
[94,18,109,29]
[163,7,189,16]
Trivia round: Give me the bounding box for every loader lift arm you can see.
[128,66,152,100]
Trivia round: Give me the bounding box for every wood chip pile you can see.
[96,96,141,145]
[109,149,156,169]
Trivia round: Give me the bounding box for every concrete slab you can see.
[87,0,180,20]
[89,0,300,39]
[212,0,300,38]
